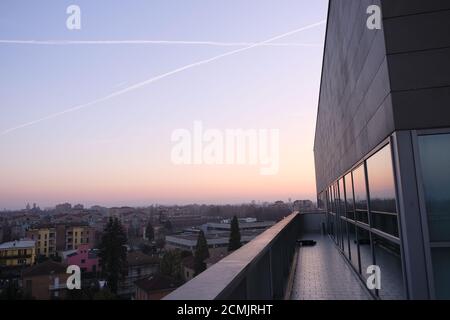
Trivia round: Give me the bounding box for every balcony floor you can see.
[290,233,372,300]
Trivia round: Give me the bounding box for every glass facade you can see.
[418,133,450,299]
[322,143,405,299]
[353,165,369,224]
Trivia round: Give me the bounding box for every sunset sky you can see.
[0,0,329,210]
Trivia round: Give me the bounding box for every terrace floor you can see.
[290,233,372,300]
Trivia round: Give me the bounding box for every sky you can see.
[0,0,329,210]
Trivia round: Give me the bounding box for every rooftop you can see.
[22,260,67,277]
[135,274,179,292]
[0,239,35,250]
[127,251,159,267]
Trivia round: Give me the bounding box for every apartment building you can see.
[26,223,94,257]
[0,240,36,267]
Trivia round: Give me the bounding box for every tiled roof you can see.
[22,260,67,277]
[134,275,178,292]
[127,251,159,267]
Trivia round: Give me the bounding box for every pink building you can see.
[66,244,100,274]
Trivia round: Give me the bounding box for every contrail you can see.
[0,39,322,47]
[0,20,326,136]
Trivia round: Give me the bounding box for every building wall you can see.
[23,273,69,300]
[0,246,35,267]
[118,264,159,298]
[65,244,99,273]
[314,0,392,193]
[314,0,450,193]
[381,0,450,130]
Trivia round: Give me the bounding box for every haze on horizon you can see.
[0,0,328,210]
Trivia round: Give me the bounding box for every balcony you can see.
[164,213,300,300]
[164,211,372,300]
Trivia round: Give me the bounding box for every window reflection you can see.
[322,142,406,299]
[373,234,405,299]
[418,133,450,300]
[344,173,355,220]
[418,133,450,242]
[353,165,368,224]
[367,144,399,237]
[357,227,372,281]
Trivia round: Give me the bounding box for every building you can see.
[134,275,179,300]
[314,0,450,299]
[166,219,275,254]
[26,223,95,257]
[165,229,263,254]
[26,226,57,257]
[55,203,72,213]
[0,240,36,267]
[181,256,195,281]
[206,219,275,232]
[117,251,160,298]
[65,244,100,274]
[65,224,94,251]
[21,260,69,300]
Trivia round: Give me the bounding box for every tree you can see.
[0,281,26,300]
[155,238,165,252]
[145,222,154,241]
[164,220,173,233]
[93,288,117,300]
[160,250,183,281]
[193,230,209,276]
[98,217,128,294]
[228,216,241,252]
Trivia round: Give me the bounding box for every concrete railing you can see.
[164,212,301,300]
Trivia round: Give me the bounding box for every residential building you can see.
[117,251,160,298]
[181,256,195,281]
[313,0,450,299]
[26,223,95,257]
[26,226,57,257]
[65,224,93,251]
[65,244,99,274]
[0,240,36,267]
[134,275,179,300]
[21,260,69,300]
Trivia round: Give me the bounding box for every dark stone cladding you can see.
[314,0,450,193]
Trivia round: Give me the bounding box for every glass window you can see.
[344,173,355,220]
[418,133,450,300]
[418,133,450,242]
[318,192,325,210]
[372,234,405,299]
[353,165,369,224]
[430,248,450,299]
[348,223,359,271]
[357,227,373,280]
[339,178,347,253]
[366,144,399,237]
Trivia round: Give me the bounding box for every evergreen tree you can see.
[164,220,173,233]
[160,250,183,281]
[193,230,209,276]
[228,216,241,252]
[145,222,154,241]
[98,217,128,294]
